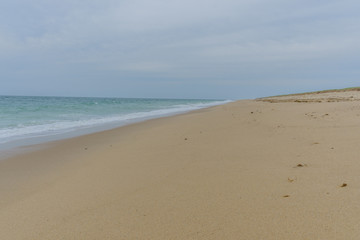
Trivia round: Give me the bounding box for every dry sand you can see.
[1,91,360,239]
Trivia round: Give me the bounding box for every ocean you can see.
[0,96,230,150]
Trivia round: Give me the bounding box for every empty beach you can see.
[1,90,360,239]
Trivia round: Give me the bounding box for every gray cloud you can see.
[1,0,360,99]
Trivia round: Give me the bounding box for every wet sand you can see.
[1,91,360,239]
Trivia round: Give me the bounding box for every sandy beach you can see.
[1,90,360,239]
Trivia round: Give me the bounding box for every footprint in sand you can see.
[305,112,317,119]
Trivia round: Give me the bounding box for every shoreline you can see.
[1,94,360,239]
[0,101,231,159]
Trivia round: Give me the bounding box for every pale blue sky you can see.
[1,0,360,99]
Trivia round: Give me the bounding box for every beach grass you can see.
[259,86,360,99]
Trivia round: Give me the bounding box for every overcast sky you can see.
[1,0,360,99]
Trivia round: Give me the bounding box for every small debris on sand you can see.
[293,163,308,168]
[287,177,296,183]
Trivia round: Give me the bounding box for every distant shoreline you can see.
[0,97,230,155]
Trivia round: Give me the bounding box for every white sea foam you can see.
[0,100,231,145]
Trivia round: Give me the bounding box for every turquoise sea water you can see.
[0,96,230,148]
